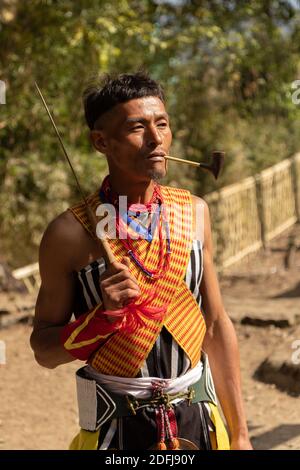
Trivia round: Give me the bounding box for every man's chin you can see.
[147,168,166,182]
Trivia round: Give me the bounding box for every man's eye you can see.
[132,125,144,130]
[157,122,167,127]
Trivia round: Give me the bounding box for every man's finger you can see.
[121,256,131,268]
[100,270,139,287]
[119,289,141,303]
[106,279,140,294]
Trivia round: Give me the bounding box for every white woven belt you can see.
[83,360,203,399]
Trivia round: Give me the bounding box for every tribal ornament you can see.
[99,175,171,279]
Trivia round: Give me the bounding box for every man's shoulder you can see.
[190,193,207,206]
[190,194,210,245]
[190,194,210,214]
[40,209,86,254]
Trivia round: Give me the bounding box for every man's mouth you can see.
[147,152,166,162]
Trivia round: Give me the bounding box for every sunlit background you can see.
[0,0,300,451]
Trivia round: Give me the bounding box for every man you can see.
[30,72,252,450]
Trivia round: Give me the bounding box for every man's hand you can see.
[99,256,141,322]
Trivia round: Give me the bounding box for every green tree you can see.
[1,0,299,265]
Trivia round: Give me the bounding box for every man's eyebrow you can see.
[125,113,169,124]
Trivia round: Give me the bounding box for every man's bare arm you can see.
[195,196,252,450]
[30,210,141,367]
[30,212,77,369]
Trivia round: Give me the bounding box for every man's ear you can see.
[90,130,107,153]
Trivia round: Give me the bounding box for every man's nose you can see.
[146,126,163,147]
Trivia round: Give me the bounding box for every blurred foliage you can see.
[0,0,300,265]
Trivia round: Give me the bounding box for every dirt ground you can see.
[0,224,299,450]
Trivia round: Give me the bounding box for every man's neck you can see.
[108,174,156,204]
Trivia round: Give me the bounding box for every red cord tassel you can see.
[102,288,166,333]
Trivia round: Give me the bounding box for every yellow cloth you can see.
[69,429,100,451]
[208,403,230,450]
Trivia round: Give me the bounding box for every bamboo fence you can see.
[205,153,300,269]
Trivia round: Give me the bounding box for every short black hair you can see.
[83,71,165,130]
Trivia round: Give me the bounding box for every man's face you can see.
[91,96,172,183]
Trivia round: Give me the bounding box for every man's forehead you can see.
[96,96,167,130]
[117,96,167,120]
